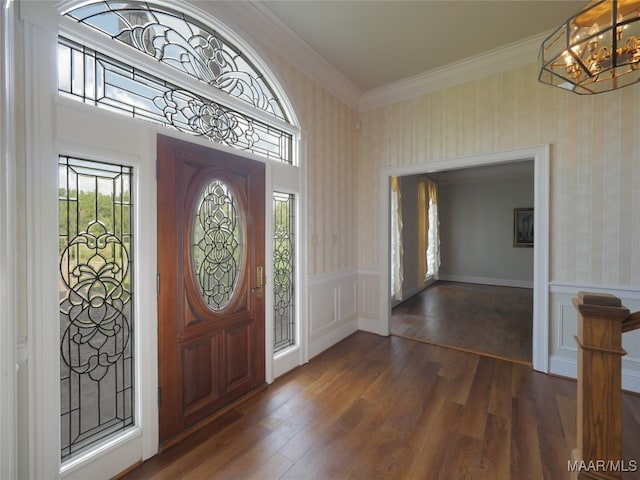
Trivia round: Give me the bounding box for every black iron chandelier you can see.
[539,0,640,94]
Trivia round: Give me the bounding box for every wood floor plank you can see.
[121,332,640,480]
[246,453,293,480]
[410,398,464,479]
[476,413,511,479]
[441,433,484,480]
[456,356,495,440]
[391,281,533,363]
[510,396,544,480]
[487,359,513,419]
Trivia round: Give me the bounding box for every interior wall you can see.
[438,174,534,287]
[259,50,359,277]
[252,31,362,356]
[356,63,640,288]
[356,62,640,386]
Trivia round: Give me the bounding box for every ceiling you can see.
[426,159,534,184]
[259,0,585,92]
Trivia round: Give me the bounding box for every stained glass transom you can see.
[58,37,292,163]
[59,156,134,461]
[193,179,244,310]
[273,192,296,352]
[63,1,289,122]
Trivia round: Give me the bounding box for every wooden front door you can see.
[157,135,265,442]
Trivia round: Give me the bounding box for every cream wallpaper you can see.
[357,63,640,288]
[263,52,359,277]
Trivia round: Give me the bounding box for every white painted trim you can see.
[533,145,550,373]
[274,346,302,379]
[359,32,548,111]
[264,163,275,385]
[548,282,640,394]
[308,318,359,360]
[1,2,17,479]
[438,274,533,290]
[298,138,309,367]
[550,355,640,393]
[357,267,379,276]
[550,282,640,300]
[24,13,62,478]
[549,354,577,380]
[308,267,360,287]
[378,145,550,372]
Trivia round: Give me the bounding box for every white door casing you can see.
[377,145,550,372]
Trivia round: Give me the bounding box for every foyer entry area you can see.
[391,281,533,364]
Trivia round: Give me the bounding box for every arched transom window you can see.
[58,1,297,163]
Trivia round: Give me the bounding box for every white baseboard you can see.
[273,346,303,379]
[358,317,383,336]
[550,355,640,393]
[401,284,426,300]
[308,318,358,360]
[439,274,533,289]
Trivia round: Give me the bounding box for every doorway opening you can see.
[378,145,549,372]
[389,161,534,364]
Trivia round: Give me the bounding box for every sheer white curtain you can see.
[417,180,428,282]
[426,179,440,279]
[390,177,403,300]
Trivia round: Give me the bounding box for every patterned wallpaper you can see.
[264,52,359,277]
[357,63,640,288]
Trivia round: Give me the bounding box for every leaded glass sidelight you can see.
[59,156,134,461]
[193,179,244,310]
[273,192,296,353]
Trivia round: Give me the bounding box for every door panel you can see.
[181,335,220,416]
[224,322,253,389]
[157,135,265,443]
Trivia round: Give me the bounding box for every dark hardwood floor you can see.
[391,281,533,364]
[120,332,640,480]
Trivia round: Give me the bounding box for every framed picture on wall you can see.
[513,208,534,247]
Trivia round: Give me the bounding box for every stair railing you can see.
[571,292,640,480]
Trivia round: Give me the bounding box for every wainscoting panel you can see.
[308,270,359,359]
[357,269,381,334]
[338,281,357,320]
[550,283,640,393]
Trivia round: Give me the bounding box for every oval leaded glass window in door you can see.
[192,178,245,310]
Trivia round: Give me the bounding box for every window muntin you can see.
[273,192,296,353]
[63,1,289,122]
[59,155,135,461]
[58,37,293,162]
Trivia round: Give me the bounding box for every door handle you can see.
[252,266,265,298]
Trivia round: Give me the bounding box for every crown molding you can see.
[184,1,552,115]
[201,0,362,111]
[358,32,548,112]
